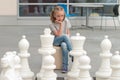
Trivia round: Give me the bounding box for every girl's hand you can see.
[55,20,62,25]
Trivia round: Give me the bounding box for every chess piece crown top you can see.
[71,33,86,40]
[18,35,29,53]
[100,35,112,53]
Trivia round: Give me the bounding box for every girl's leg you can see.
[62,35,72,51]
[53,35,72,51]
[61,42,68,72]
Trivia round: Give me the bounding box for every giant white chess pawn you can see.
[41,55,57,80]
[110,51,120,80]
[77,53,92,80]
[95,35,112,80]
[37,28,56,80]
[18,35,34,80]
[67,33,86,80]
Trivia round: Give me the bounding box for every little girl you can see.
[49,6,72,73]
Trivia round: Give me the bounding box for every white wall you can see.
[0,0,17,15]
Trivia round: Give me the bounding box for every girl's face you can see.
[54,10,65,22]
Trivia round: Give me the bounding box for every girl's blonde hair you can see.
[50,6,65,23]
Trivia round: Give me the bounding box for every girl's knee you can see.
[61,42,66,46]
[61,42,67,49]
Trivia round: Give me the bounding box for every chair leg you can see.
[117,17,120,29]
[105,17,107,30]
[100,15,103,30]
[113,17,117,30]
[101,16,107,30]
[100,8,104,30]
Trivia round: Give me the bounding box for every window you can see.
[18,0,119,18]
[69,0,118,17]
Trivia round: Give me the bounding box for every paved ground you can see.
[0,25,120,78]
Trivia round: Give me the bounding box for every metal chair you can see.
[112,5,120,30]
[101,4,120,30]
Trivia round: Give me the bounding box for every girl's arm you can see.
[66,28,70,37]
[53,20,63,36]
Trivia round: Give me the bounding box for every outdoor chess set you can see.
[0,28,120,80]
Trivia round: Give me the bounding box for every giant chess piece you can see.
[110,51,120,80]
[0,51,23,80]
[37,28,56,80]
[41,55,57,80]
[77,53,92,80]
[95,35,112,80]
[67,33,86,80]
[18,35,34,80]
